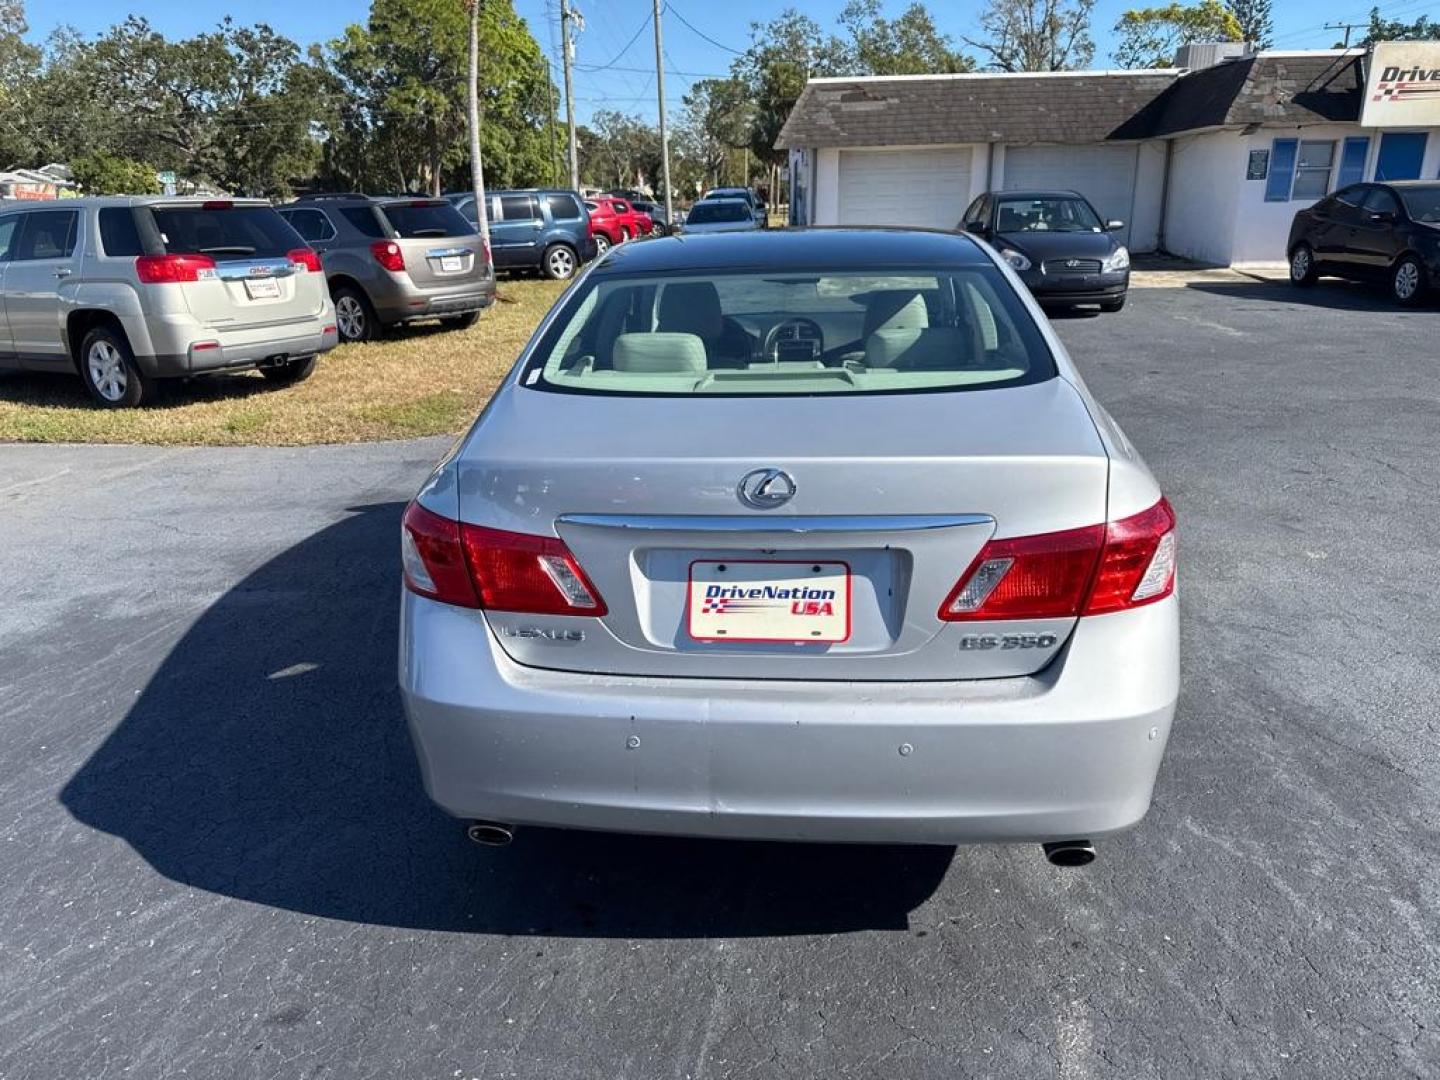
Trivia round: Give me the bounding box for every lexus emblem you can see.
[737,467,796,510]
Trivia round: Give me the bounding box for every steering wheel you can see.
[761,318,825,362]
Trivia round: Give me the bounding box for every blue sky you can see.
[23,0,1429,126]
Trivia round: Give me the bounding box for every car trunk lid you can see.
[458,378,1109,681]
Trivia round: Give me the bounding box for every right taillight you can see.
[370,240,406,273]
[1083,497,1177,614]
[939,497,1176,621]
[401,502,606,616]
[135,254,217,284]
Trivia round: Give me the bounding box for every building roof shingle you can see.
[775,51,1368,150]
[775,71,1181,150]
[1144,52,1364,135]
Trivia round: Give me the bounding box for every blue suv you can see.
[448,189,596,280]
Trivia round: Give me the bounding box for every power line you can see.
[664,2,744,56]
[583,11,654,72]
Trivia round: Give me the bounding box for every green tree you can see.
[732,9,848,174]
[839,0,973,74]
[29,17,322,195]
[1359,6,1440,43]
[962,0,1097,71]
[70,152,162,195]
[1225,0,1272,47]
[677,78,750,189]
[1113,0,1242,68]
[0,1,44,165]
[325,0,553,194]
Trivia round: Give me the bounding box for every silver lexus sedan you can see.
[399,229,1179,865]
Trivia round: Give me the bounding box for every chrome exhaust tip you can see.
[1042,840,1096,867]
[466,821,515,847]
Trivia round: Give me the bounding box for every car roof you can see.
[592,227,991,274]
[1,196,271,209]
[692,197,751,206]
[990,190,1086,201]
[1380,180,1440,188]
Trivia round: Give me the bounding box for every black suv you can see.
[1288,181,1440,306]
[447,189,596,280]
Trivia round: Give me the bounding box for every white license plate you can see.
[688,560,851,643]
[243,277,281,299]
[439,255,464,273]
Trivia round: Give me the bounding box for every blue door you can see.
[1375,132,1427,181]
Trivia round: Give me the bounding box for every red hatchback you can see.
[585,197,651,255]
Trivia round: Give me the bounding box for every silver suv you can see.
[279,195,495,343]
[0,197,338,407]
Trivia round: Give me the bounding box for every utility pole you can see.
[561,0,580,191]
[545,58,561,187]
[1324,21,1365,47]
[652,0,673,224]
[467,0,491,262]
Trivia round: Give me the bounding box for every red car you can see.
[585,197,651,254]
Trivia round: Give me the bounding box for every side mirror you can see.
[1106,219,1126,231]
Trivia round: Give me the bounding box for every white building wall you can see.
[1228,124,1440,264]
[1130,141,1167,252]
[814,148,841,226]
[1162,131,1246,265]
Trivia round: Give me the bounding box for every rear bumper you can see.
[373,279,496,324]
[140,321,338,377]
[400,594,1179,844]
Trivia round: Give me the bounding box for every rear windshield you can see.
[524,268,1055,397]
[1398,186,1440,222]
[380,200,476,238]
[687,202,751,224]
[148,205,300,257]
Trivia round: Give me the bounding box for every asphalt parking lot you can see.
[2,277,1437,1079]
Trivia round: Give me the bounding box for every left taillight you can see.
[401,502,478,607]
[288,247,322,273]
[401,502,606,616]
[939,497,1176,621]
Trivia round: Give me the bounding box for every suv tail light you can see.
[370,240,406,272]
[288,247,322,273]
[135,254,217,284]
[939,498,1176,621]
[401,502,606,616]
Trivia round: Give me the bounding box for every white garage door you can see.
[837,148,972,230]
[1003,145,1138,244]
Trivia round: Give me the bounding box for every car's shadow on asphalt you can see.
[60,502,952,937]
[1184,278,1420,311]
[0,368,280,409]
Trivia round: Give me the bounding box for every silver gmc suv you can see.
[0,197,338,407]
[278,194,496,343]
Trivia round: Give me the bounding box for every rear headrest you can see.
[658,282,723,339]
[865,327,970,370]
[612,332,708,374]
[863,291,930,337]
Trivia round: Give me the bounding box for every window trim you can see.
[1336,136,1370,189]
[1291,139,1337,200]
[282,207,337,243]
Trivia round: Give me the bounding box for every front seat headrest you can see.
[657,282,723,339]
[863,290,930,337]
